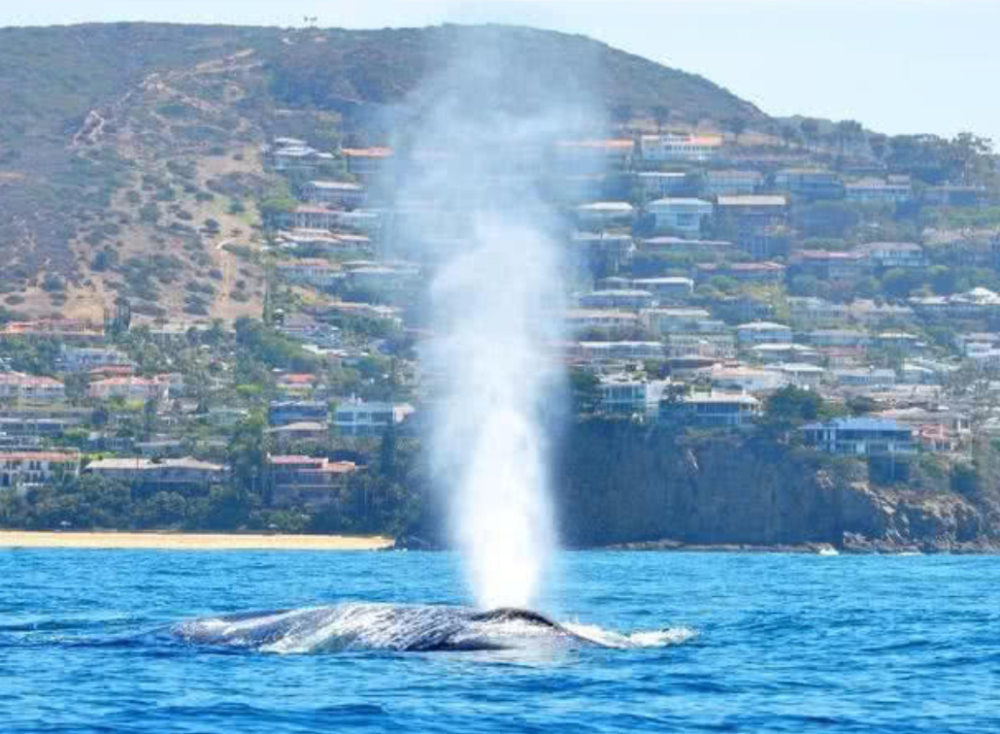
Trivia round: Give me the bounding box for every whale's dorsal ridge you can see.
[469,607,560,628]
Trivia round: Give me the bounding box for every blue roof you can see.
[801,417,907,432]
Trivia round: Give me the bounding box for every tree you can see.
[868,133,888,162]
[569,368,602,415]
[228,412,268,496]
[928,265,957,295]
[723,117,748,145]
[949,132,995,186]
[881,268,921,299]
[143,398,159,439]
[780,124,801,149]
[796,201,860,238]
[836,120,864,158]
[800,118,821,146]
[651,105,671,133]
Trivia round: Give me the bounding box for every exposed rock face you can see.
[556,419,1000,552]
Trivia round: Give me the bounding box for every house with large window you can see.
[598,377,669,417]
[302,180,366,208]
[854,241,926,270]
[575,201,635,229]
[334,400,415,438]
[660,391,761,428]
[640,133,722,163]
[647,198,713,236]
[801,417,915,456]
[844,177,911,203]
[736,322,793,347]
[578,290,656,310]
[774,169,843,200]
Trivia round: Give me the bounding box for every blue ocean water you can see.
[1,549,998,733]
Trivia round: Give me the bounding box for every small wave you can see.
[562,621,697,649]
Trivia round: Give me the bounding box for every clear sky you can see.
[4,0,998,144]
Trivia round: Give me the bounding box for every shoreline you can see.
[0,530,394,551]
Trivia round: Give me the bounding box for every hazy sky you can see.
[4,0,998,144]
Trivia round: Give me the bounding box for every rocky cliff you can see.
[555,419,1000,552]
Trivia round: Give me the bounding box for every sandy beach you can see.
[0,531,394,551]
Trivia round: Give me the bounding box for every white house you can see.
[660,391,761,427]
[599,377,669,417]
[635,171,689,199]
[854,242,926,269]
[334,400,415,438]
[631,277,694,299]
[88,377,169,402]
[575,201,634,229]
[766,363,826,388]
[699,364,787,393]
[832,368,897,388]
[802,418,915,456]
[274,259,344,289]
[844,177,911,203]
[647,198,713,236]
[566,309,641,333]
[736,322,793,346]
[573,341,666,362]
[578,290,656,310]
[85,457,227,487]
[57,347,132,373]
[641,133,722,162]
[303,180,366,208]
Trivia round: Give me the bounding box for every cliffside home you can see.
[801,417,915,456]
[660,391,761,428]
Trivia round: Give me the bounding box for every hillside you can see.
[0,22,765,322]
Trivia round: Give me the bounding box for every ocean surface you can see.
[2,549,998,734]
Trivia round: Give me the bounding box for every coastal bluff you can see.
[555,418,1000,553]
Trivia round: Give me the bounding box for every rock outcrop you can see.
[556,418,1000,552]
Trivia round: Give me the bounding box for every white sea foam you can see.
[562,621,698,649]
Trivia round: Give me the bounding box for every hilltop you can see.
[0,22,764,322]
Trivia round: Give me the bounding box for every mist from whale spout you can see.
[429,217,563,609]
[397,31,601,609]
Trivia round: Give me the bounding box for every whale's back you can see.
[171,603,592,653]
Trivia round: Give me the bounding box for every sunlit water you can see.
[2,549,998,733]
